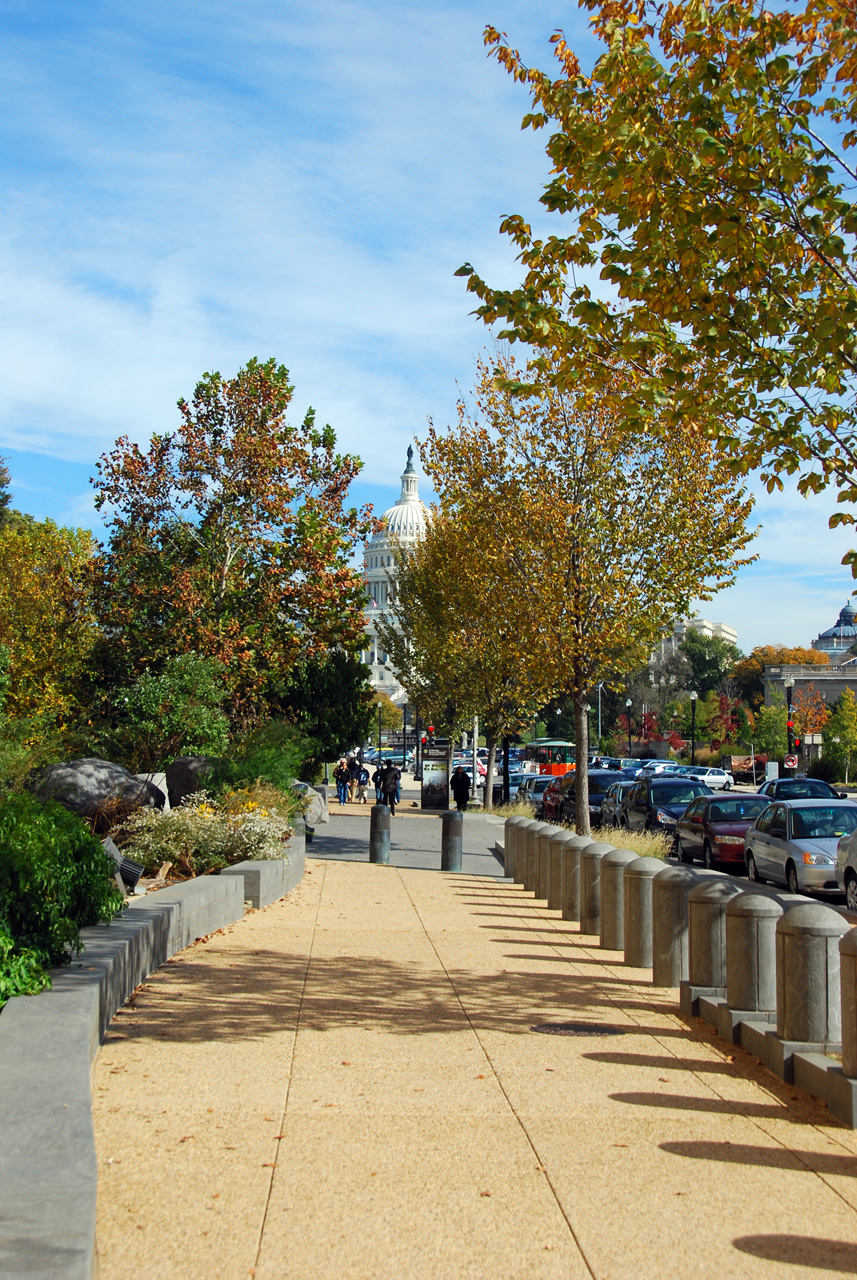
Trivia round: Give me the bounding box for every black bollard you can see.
[441,810,464,871]
[370,804,391,864]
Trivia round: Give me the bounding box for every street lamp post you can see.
[784,676,795,771]
[402,704,409,772]
[625,698,632,758]
[689,691,698,766]
[597,683,604,747]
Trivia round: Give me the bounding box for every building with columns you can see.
[362,448,430,704]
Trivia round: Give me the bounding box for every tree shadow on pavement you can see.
[662,1140,857,1177]
[733,1236,857,1272]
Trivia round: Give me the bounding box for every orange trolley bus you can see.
[523,739,576,776]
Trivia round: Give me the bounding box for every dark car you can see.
[518,774,555,816]
[555,770,627,826]
[541,773,575,824]
[757,777,848,801]
[675,793,772,868]
[600,779,637,828]
[620,777,713,833]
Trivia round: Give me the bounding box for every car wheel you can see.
[747,852,764,884]
[846,874,857,914]
[787,861,800,896]
[676,838,693,864]
[723,782,731,790]
[703,842,717,870]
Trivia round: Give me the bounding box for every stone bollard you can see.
[369,804,391,864]
[680,878,743,1015]
[537,826,560,901]
[623,857,665,969]
[560,836,591,922]
[514,820,538,887]
[580,842,615,936]
[776,903,848,1051]
[441,810,464,872]
[840,929,857,1079]
[727,893,782,1018]
[600,849,638,951]
[548,831,577,912]
[651,865,699,988]
[503,816,519,880]
[526,824,552,895]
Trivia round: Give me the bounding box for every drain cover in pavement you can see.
[530,1021,628,1037]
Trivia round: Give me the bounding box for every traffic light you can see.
[787,719,794,730]
[794,736,801,749]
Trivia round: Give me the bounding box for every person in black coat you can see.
[450,766,471,812]
[380,762,400,815]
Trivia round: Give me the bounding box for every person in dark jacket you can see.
[380,762,400,815]
[334,760,349,805]
[450,766,471,812]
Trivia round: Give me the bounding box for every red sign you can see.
[785,754,798,769]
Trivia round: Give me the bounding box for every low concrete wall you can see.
[0,860,304,1280]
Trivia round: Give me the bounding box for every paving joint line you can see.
[251,858,328,1276]
[395,866,599,1280]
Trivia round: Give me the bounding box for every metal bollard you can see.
[514,820,538,887]
[840,928,857,1078]
[776,902,848,1048]
[441,810,464,872]
[369,804,391,864]
[623,857,665,968]
[726,893,782,1015]
[580,842,615,936]
[688,877,743,987]
[652,864,699,987]
[525,823,552,894]
[548,831,577,912]
[600,849,638,951]
[537,826,560,901]
[560,835,590,922]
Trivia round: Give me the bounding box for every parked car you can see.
[745,798,857,895]
[557,770,628,827]
[620,777,713,833]
[491,772,527,805]
[518,774,557,816]
[757,777,847,801]
[540,774,572,824]
[600,780,637,828]
[589,756,622,771]
[688,766,734,790]
[674,793,771,868]
[835,826,857,910]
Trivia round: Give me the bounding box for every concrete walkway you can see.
[93,854,857,1279]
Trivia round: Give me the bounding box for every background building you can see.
[652,617,739,664]
[362,448,430,705]
[811,604,857,663]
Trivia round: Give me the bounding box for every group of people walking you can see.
[333,757,402,815]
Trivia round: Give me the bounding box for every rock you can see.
[31,758,165,831]
[165,756,225,809]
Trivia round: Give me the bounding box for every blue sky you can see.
[0,0,853,652]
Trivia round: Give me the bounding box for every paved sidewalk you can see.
[93,858,857,1279]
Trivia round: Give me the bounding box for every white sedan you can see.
[691,767,734,790]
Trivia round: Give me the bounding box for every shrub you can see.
[0,792,125,1005]
[118,786,295,878]
[808,756,841,784]
[106,653,231,772]
[223,719,308,791]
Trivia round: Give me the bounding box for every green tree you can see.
[823,690,857,784]
[0,457,11,530]
[273,650,375,771]
[92,358,375,723]
[458,6,857,570]
[374,692,402,747]
[680,631,742,698]
[105,654,231,773]
[753,700,788,764]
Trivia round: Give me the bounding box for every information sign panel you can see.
[421,743,451,810]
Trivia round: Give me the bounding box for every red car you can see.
[674,793,771,868]
[540,774,574,823]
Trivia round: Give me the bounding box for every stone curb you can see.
[0,849,303,1280]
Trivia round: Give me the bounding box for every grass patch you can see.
[591,827,671,859]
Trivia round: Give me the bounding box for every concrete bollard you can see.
[515,820,538,887]
[525,823,551,893]
[580,842,615,936]
[840,929,857,1079]
[600,849,638,951]
[504,816,521,881]
[726,893,782,1016]
[369,804,391,864]
[560,835,590,922]
[652,864,699,987]
[688,878,743,989]
[537,826,560,901]
[548,831,577,912]
[441,810,464,872]
[623,857,666,969]
[776,902,848,1049]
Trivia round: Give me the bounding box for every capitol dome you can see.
[362,447,431,703]
[812,603,857,660]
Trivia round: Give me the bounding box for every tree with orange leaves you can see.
[91,358,375,725]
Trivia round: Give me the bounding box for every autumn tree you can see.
[418,353,756,834]
[92,358,375,723]
[0,457,11,529]
[824,690,857,784]
[733,646,829,709]
[792,683,831,742]
[458,6,857,571]
[377,509,546,808]
[373,692,402,745]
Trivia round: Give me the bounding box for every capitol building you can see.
[362,447,430,704]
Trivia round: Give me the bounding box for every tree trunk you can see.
[483,735,498,811]
[574,696,590,838]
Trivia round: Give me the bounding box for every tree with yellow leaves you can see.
[416,352,756,834]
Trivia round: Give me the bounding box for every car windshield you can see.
[652,783,710,804]
[774,780,835,799]
[790,806,857,839]
[707,797,769,822]
[534,778,552,793]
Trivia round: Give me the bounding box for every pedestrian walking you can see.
[347,755,359,802]
[380,762,399,816]
[356,763,370,803]
[334,760,349,806]
[372,765,383,802]
[450,766,471,813]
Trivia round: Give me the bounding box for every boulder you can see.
[31,758,165,831]
[165,756,225,809]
